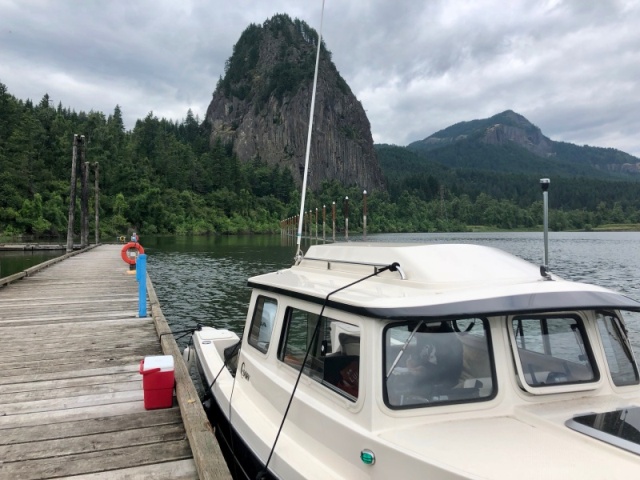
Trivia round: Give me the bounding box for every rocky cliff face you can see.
[205,15,385,191]
[410,110,556,158]
[481,111,554,157]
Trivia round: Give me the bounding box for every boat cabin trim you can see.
[248,280,640,320]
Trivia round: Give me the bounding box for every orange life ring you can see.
[121,242,144,264]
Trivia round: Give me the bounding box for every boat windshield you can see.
[596,311,640,386]
[511,314,599,389]
[383,318,495,409]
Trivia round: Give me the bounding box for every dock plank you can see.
[0,408,182,445]
[57,459,198,480]
[0,439,193,480]
[0,244,230,479]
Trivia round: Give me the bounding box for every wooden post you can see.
[332,202,336,242]
[66,135,79,253]
[81,143,89,247]
[322,205,326,242]
[78,136,88,247]
[344,196,349,240]
[363,189,367,240]
[94,162,100,244]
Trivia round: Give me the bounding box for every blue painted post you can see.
[136,253,147,317]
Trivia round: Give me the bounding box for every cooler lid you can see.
[143,355,174,372]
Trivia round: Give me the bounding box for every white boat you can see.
[187,241,640,479]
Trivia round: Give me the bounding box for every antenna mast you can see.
[295,0,325,263]
[540,178,550,267]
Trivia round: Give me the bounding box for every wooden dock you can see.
[0,244,70,251]
[0,244,229,479]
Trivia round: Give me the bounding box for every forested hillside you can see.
[0,82,296,237]
[3,78,640,238]
[408,110,640,174]
[376,143,640,231]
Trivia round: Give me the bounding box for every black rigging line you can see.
[158,324,203,343]
[256,262,400,479]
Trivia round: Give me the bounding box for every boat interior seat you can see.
[458,332,491,382]
[338,333,360,356]
[460,377,493,397]
[322,354,360,398]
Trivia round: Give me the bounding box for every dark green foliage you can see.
[221,13,338,113]
[408,109,639,173]
[0,82,296,237]
[375,138,640,231]
[3,74,640,238]
[221,24,262,100]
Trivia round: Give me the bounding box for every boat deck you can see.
[0,244,229,479]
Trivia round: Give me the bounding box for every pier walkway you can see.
[0,244,229,479]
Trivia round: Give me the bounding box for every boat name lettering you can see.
[240,362,250,381]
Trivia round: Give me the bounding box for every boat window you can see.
[511,315,599,388]
[383,318,495,409]
[247,296,277,353]
[596,311,639,386]
[278,307,360,401]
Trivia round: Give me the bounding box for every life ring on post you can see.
[121,242,144,265]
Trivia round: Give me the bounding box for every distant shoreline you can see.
[0,244,81,251]
[3,223,640,247]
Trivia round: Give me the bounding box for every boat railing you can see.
[301,256,406,280]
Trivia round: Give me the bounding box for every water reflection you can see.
[0,250,62,278]
[145,232,640,352]
[146,235,299,339]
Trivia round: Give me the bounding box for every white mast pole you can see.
[295,0,325,263]
[540,178,550,268]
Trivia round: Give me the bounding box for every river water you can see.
[141,231,640,352]
[0,250,61,278]
[3,233,639,350]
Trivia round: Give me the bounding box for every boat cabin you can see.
[194,243,640,479]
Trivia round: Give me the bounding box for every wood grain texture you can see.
[0,244,231,479]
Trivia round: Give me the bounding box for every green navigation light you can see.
[360,449,375,465]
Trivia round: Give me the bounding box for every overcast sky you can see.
[1,0,639,157]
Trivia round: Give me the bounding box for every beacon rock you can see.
[205,14,385,191]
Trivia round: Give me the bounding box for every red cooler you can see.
[139,355,175,409]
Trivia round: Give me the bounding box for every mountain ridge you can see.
[406,110,639,175]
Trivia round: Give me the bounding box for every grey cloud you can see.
[0,0,638,157]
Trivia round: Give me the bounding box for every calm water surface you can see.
[0,250,62,278]
[144,232,640,351]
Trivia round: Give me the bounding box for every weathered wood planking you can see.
[0,244,230,479]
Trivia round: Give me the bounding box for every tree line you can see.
[1,81,639,239]
[0,82,296,238]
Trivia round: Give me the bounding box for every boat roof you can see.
[248,243,640,319]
